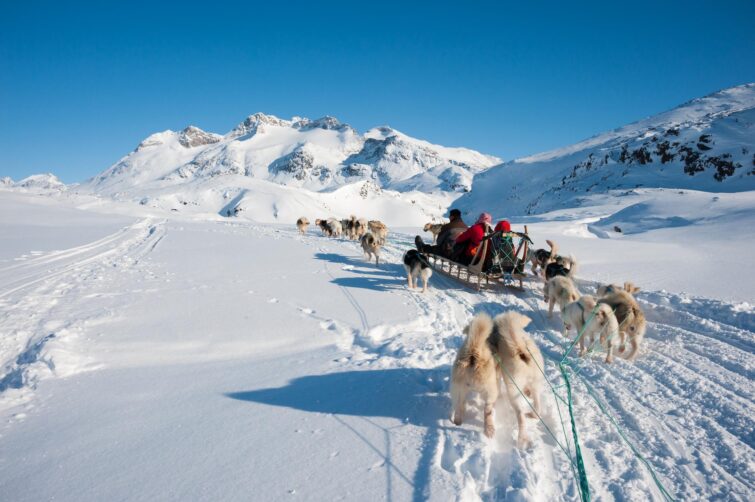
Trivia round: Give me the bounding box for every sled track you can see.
[0,219,167,407]
[288,227,754,501]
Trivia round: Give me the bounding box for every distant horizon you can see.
[2,1,754,183]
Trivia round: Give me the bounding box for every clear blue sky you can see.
[2,0,754,183]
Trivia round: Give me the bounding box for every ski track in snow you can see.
[0,219,752,501]
[0,218,167,410]
[276,225,753,501]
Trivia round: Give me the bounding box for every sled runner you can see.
[422,226,532,290]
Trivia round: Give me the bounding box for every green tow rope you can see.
[560,362,591,502]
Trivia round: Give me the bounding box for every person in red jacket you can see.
[454,212,492,265]
[494,219,511,233]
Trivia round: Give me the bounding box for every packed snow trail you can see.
[341,229,754,501]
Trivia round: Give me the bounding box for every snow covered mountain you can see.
[87,114,500,196]
[457,83,755,216]
[77,114,500,225]
[1,173,67,192]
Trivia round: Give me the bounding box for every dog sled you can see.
[422,226,532,290]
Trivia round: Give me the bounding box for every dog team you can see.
[296,215,388,266]
[298,209,649,446]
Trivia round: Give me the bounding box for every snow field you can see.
[0,194,752,501]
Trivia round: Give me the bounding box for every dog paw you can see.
[605,356,613,363]
[484,424,495,438]
[517,436,532,449]
[525,412,537,419]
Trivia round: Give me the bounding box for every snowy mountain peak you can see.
[0,176,13,186]
[135,130,175,151]
[294,115,353,133]
[227,113,293,138]
[178,126,222,148]
[15,173,66,190]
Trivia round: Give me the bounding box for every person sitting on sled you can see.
[414,208,468,258]
[453,212,493,265]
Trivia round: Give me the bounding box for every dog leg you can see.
[618,330,627,353]
[421,274,428,293]
[626,337,641,361]
[516,407,531,449]
[451,386,465,426]
[483,403,495,438]
[548,297,554,318]
[526,387,542,419]
[407,274,414,290]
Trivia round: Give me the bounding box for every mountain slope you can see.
[457,83,755,216]
[87,114,501,196]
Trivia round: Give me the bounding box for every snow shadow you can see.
[228,368,449,501]
[315,252,408,291]
[225,367,446,427]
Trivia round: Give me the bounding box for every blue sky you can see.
[1,1,754,183]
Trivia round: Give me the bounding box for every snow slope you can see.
[458,83,755,217]
[0,191,752,501]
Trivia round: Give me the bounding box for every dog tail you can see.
[460,314,494,372]
[494,312,533,364]
[545,239,558,260]
[566,255,578,277]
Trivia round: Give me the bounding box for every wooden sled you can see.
[422,226,531,291]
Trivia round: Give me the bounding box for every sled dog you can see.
[561,295,620,362]
[296,217,309,234]
[544,276,580,317]
[423,222,444,243]
[403,249,433,293]
[450,314,499,438]
[598,291,647,361]
[360,232,382,265]
[489,311,545,448]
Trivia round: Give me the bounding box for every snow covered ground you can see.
[0,190,752,501]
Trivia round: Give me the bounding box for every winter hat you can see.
[495,220,511,232]
[477,212,492,225]
[449,208,462,219]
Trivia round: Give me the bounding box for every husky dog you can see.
[355,218,369,239]
[423,222,444,243]
[489,312,545,448]
[296,217,309,234]
[368,220,388,243]
[403,249,433,293]
[526,239,558,275]
[341,217,356,239]
[316,218,342,237]
[598,291,647,361]
[561,295,620,362]
[315,218,331,236]
[360,232,382,265]
[450,314,499,438]
[597,282,641,298]
[544,276,580,318]
[544,255,578,281]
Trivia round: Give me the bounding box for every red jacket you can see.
[455,223,486,259]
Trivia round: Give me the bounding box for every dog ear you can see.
[624,282,641,294]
